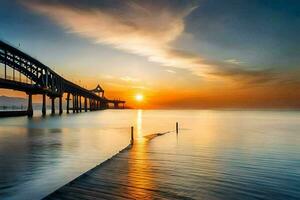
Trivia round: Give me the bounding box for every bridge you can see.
[0,40,125,117]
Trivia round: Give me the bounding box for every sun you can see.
[135,94,144,102]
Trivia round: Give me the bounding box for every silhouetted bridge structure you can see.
[0,40,125,117]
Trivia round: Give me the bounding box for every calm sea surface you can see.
[0,110,299,200]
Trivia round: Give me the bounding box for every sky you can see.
[1,0,300,108]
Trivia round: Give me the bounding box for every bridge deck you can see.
[44,133,196,200]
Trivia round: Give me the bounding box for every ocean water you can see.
[0,110,299,199]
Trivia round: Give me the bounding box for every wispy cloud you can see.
[22,0,294,86]
[165,69,177,74]
[120,76,139,82]
[22,1,214,74]
[131,86,147,90]
[209,67,278,86]
[103,74,114,79]
[225,59,243,65]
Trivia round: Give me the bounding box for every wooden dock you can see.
[44,132,195,200]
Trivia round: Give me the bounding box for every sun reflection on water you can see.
[136,109,143,139]
[124,109,156,198]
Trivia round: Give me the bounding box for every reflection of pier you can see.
[0,40,125,117]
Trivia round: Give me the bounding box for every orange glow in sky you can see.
[135,94,144,102]
[1,1,300,109]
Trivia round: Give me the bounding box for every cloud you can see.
[120,76,139,82]
[22,1,214,73]
[131,86,147,90]
[165,69,177,74]
[209,67,278,85]
[225,59,243,65]
[22,0,294,86]
[103,74,114,79]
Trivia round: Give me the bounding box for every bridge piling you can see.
[89,99,91,111]
[66,93,70,114]
[59,96,63,115]
[74,95,77,113]
[79,96,82,112]
[4,50,7,79]
[84,97,87,112]
[51,97,55,115]
[76,95,79,113]
[42,94,46,116]
[75,95,77,113]
[27,93,33,117]
[72,94,75,113]
[114,102,119,109]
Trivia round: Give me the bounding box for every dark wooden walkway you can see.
[44,132,196,200]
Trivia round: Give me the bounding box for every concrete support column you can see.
[89,99,92,111]
[79,96,82,112]
[114,102,118,109]
[66,93,70,114]
[75,95,77,113]
[4,50,7,79]
[42,94,46,116]
[76,95,79,113]
[59,96,63,115]
[84,97,87,112]
[51,97,55,115]
[27,93,33,117]
[74,95,77,113]
[72,94,75,113]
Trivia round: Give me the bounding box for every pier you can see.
[44,129,196,200]
[0,40,125,117]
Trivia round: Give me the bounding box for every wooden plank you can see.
[44,134,196,200]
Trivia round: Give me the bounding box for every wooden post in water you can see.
[176,122,179,134]
[131,126,134,145]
